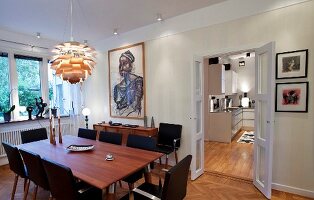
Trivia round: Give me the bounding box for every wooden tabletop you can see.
[18,135,163,189]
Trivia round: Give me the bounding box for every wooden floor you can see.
[0,164,312,200]
[205,130,254,180]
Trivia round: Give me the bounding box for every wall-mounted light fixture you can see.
[239,60,245,67]
[156,13,163,21]
[113,28,118,35]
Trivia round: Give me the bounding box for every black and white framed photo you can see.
[276,49,308,79]
[275,82,309,112]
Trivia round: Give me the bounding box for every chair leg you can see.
[165,155,169,169]
[175,151,178,164]
[23,179,31,200]
[11,174,19,200]
[119,180,122,188]
[32,185,38,200]
[24,178,27,191]
[159,157,162,165]
[128,183,134,191]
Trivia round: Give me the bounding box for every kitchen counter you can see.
[207,107,243,143]
[209,107,242,113]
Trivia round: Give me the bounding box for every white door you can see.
[190,56,204,180]
[254,42,275,199]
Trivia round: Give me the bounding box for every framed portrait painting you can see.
[108,42,145,119]
[275,82,308,112]
[276,49,308,79]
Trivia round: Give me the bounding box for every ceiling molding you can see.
[95,0,311,51]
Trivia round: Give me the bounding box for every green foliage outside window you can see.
[0,56,10,114]
[16,58,41,116]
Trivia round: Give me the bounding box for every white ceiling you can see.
[0,0,226,43]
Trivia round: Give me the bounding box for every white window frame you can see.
[0,46,51,121]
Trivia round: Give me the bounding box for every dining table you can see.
[18,135,163,199]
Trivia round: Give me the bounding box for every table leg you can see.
[144,164,152,183]
[104,183,116,200]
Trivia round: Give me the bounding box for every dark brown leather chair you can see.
[99,131,122,145]
[21,128,48,144]
[2,142,28,200]
[42,157,102,200]
[155,123,182,168]
[77,128,97,140]
[123,134,157,190]
[19,149,50,200]
[120,155,192,200]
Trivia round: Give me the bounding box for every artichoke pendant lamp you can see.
[51,0,96,84]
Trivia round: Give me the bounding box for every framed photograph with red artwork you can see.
[275,82,309,112]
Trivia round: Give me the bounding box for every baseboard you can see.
[272,183,314,198]
[0,156,8,166]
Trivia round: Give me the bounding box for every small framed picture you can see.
[275,82,309,112]
[276,49,308,79]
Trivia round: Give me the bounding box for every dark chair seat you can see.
[155,144,177,155]
[21,128,48,144]
[78,128,97,140]
[121,155,192,200]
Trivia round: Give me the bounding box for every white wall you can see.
[84,1,314,197]
[231,57,255,103]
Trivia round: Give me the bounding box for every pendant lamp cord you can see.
[70,0,73,41]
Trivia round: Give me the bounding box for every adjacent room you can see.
[0,0,313,199]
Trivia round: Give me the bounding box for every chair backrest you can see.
[21,128,48,144]
[161,155,192,200]
[158,123,182,148]
[99,131,122,145]
[2,142,27,178]
[42,158,77,200]
[19,149,49,190]
[126,134,156,151]
[78,128,97,140]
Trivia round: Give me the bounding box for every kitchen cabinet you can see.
[208,111,232,143]
[225,70,238,95]
[231,108,242,137]
[208,64,225,95]
[242,108,255,130]
[207,107,244,143]
[208,108,242,143]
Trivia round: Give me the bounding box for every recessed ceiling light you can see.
[113,29,118,35]
[36,32,41,39]
[156,13,163,21]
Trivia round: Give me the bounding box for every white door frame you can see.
[190,55,205,180]
[253,42,275,199]
[191,42,275,197]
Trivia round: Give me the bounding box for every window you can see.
[0,49,81,122]
[15,55,42,118]
[0,52,10,122]
[48,63,72,116]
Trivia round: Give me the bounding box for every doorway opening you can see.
[203,50,256,181]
